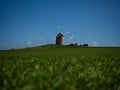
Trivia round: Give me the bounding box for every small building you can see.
[56,33,64,45]
[83,44,88,47]
[68,43,78,46]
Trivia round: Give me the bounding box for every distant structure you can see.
[55,31,88,47]
[68,43,78,46]
[83,44,88,47]
[56,33,64,45]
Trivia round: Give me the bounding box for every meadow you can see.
[0,46,120,90]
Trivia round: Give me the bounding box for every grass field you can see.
[0,46,120,90]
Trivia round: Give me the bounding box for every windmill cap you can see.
[57,33,64,37]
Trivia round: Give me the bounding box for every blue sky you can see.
[0,0,120,49]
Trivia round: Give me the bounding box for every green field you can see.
[0,46,120,90]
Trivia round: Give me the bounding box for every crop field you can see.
[0,46,120,90]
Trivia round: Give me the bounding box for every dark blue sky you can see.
[0,0,120,49]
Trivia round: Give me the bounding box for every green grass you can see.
[0,46,120,90]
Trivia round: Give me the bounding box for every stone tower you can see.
[56,33,64,45]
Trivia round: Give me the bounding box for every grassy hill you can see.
[0,46,120,90]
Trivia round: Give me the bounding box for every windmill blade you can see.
[57,25,62,33]
[63,32,70,35]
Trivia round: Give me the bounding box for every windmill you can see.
[56,25,64,45]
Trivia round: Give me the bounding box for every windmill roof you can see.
[57,33,64,37]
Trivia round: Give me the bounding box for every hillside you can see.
[0,45,120,57]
